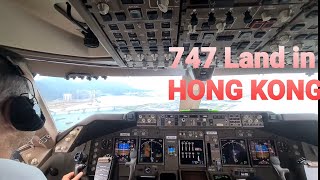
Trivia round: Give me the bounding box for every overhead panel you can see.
[71,0,318,69]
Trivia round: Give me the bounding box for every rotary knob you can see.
[208,11,216,25]
[97,2,109,15]
[225,11,234,25]
[243,10,253,24]
[190,10,198,26]
[145,167,151,174]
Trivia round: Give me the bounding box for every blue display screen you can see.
[255,144,268,152]
[169,147,175,153]
[118,143,130,150]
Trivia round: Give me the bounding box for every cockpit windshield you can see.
[35,75,181,131]
[35,73,318,132]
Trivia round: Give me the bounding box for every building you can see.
[63,93,72,101]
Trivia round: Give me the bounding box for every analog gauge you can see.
[221,139,249,165]
[139,138,164,163]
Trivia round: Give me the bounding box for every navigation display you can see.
[221,139,249,165]
[180,140,205,165]
[249,139,276,166]
[139,138,164,163]
[114,138,136,163]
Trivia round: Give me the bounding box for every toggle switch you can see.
[279,9,291,23]
[157,0,169,13]
[243,10,253,24]
[124,54,132,61]
[261,11,272,21]
[137,54,144,61]
[164,53,172,61]
[216,22,226,33]
[225,11,234,25]
[151,54,158,61]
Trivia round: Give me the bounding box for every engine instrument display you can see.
[114,138,136,163]
[249,140,276,166]
[139,138,164,163]
[180,140,205,165]
[221,139,249,165]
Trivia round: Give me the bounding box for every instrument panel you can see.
[85,111,308,179]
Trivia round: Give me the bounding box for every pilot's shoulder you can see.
[0,159,46,180]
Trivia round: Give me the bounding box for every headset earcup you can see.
[8,96,45,131]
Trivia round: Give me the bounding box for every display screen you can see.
[213,175,232,180]
[114,138,136,163]
[168,147,176,155]
[139,138,164,163]
[181,171,207,180]
[249,139,276,166]
[180,140,205,165]
[221,139,249,165]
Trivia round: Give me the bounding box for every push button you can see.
[129,9,142,19]
[115,12,126,21]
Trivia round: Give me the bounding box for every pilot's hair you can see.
[0,47,29,108]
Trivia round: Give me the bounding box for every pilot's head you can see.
[0,47,42,158]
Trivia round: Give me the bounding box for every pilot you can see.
[0,47,83,180]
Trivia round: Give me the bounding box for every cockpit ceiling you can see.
[0,0,319,74]
[0,0,111,58]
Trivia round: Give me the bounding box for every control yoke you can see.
[125,148,137,180]
[270,156,290,180]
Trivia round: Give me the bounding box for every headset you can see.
[0,51,45,131]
